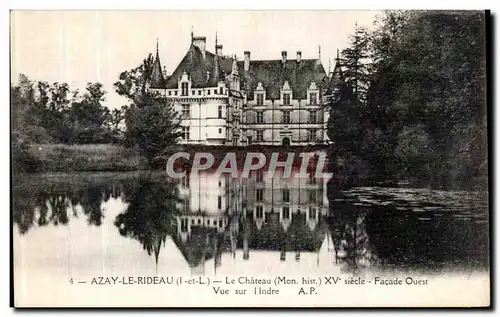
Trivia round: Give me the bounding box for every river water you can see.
[12,170,489,306]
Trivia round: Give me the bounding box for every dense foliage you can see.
[327,11,487,190]
[114,53,181,166]
[12,75,126,145]
[11,75,128,171]
[12,52,181,171]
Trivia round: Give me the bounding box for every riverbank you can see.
[13,144,149,172]
[13,143,331,173]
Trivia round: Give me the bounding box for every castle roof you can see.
[237,59,328,100]
[159,42,332,99]
[164,44,235,89]
[150,49,166,89]
[323,60,345,97]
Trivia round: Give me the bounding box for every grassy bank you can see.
[13,143,149,172]
[13,143,330,173]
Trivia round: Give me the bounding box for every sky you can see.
[11,10,381,109]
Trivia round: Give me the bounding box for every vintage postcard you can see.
[10,10,490,307]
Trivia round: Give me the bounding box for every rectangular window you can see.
[181,175,190,188]
[256,188,264,202]
[191,90,195,95]
[256,205,263,218]
[309,207,317,219]
[218,196,222,209]
[207,90,211,95]
[283,206,290,219]
[308,129,317,142]
[282,189,290,203]
[283,93,291,105]
[168,91,172,96]
[181,218,188,232]
[308,190,316,203]
[256,111,264,124]
[198,90,202,95]
[181,83,188,96]
[256,93,264,106]
[182,127,190,140]
[219,87,224,95]
[309,111,317,123]
[256,130,264,142]
[218,106,223,118]
[256,170,264,182]
[310,92,317,105]
[174,91,178,96]
[219,128,222,134]
[182,104,190,119]
[283,111,290,124]
[309,174,316,184]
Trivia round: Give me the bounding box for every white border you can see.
[2,1,498,316]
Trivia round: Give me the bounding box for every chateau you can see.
[148,33,344,146]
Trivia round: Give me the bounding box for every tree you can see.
[107,106,128,142]
[65,83,114,144]
[340,25,371,107]
[327,11,487,190]
[326,25,372,187]
[115,53,181,167]
[114,176,180,266]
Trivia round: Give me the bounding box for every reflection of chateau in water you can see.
[173,169,335,272]
[12,172,489,274]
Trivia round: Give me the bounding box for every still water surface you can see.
[13,170,489,280]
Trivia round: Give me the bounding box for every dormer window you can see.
[307,82,319,105]
[255,82,266,105]
[283,93,291,105]
[181,83,188,96]
[281,81,292,105]
[256,93,264,106]
[310,92,317,105]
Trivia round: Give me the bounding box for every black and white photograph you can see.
[10,10,490,307]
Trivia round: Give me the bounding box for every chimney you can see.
[216,44,223,57]
[192,36,207,58]
[244,51,251,71]
[281,51,287,64]
[296,51,302,62]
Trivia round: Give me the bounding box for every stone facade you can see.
[149,34,343,146]
[174,168,328,264]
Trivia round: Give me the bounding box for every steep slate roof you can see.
[161,44,332,100]
[164,45,234,89]
[238,59,328,100]
[324,60,344,97]
[150,50,166,89]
